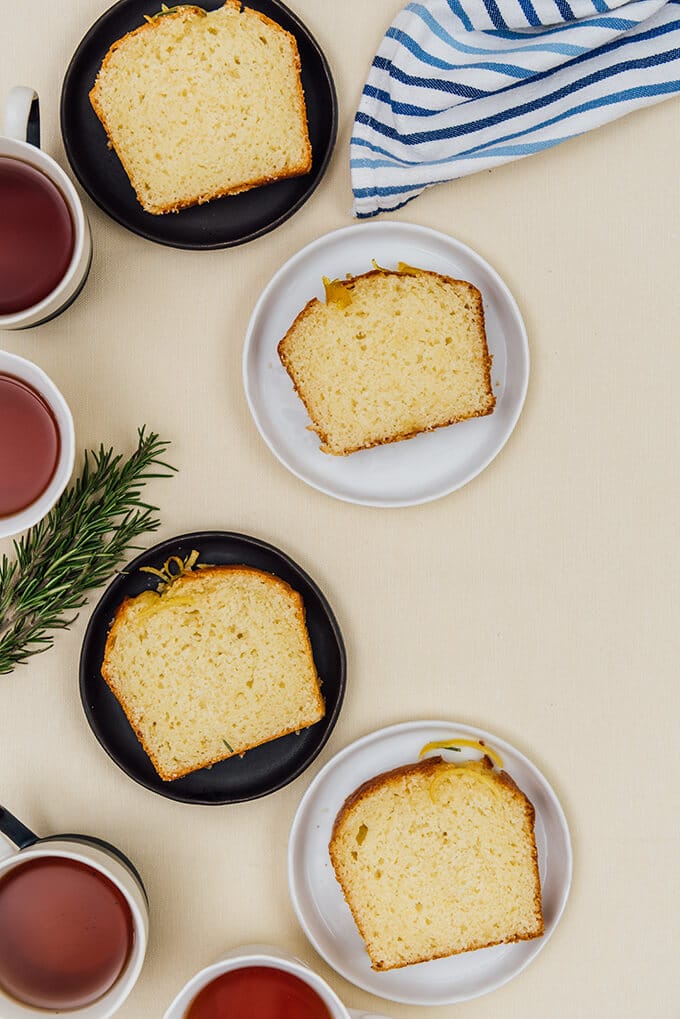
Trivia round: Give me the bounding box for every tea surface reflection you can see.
[185,966,333,1019]
[0,857,134,1010]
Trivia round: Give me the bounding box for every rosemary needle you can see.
[0,427,175,674]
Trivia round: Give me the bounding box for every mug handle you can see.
[348,1011,396,1018]
[0,804,38,861]
[3,86,40,147]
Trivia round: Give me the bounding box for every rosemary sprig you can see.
[0,428,175,674]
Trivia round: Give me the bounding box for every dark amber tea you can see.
[0,857,134,1010]
[185,966,333,1019]
[0,373,60,517]
[0,156,74,315]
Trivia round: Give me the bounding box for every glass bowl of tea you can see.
[0,350,75,538]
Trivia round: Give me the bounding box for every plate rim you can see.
[59,0,338,250]
[79,529,347,805]
[287,718,572,1005]
[242,221,530,507]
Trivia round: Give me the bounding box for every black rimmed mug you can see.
[0,87,92,330]
[0,805,148,1017]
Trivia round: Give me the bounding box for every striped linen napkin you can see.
[351,0,680,217]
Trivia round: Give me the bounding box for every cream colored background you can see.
[1,1,679,1016]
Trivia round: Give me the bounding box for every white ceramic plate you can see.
[243,223,529,507]
[288,721,571,1006]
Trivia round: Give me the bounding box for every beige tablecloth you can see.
[1,2,679,1016]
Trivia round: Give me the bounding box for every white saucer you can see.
[243,222,529,507]
[287,721,571,1006]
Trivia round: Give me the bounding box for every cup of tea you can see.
[0,350,75,538]
[0,804,149,1018]
[163,944,395,1019]
[0,86,92,330]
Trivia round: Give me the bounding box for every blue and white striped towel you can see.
[351,0,680,217]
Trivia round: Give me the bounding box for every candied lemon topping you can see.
[144,4,207,24]
[139,549,202,593]
[418,738,504,770]
[371,258,424,276]
[323,262,429,310]
[132,549,211,623]
[322,276,353,309]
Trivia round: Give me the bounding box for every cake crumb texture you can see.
[329,756,543,970]
[90,1,312,214]
[278,268,495,455]
[101,565,325,781]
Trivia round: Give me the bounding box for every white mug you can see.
[0,86,92,330]
[0,805,148,1018]
[0,349,75,538]
[163,944,394,1019]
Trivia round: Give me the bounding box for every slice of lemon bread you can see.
[329,756,543,970]
[89,1,311,214]
[101,566,324,781]
[277,267,495,456]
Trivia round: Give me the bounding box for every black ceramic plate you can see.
[79,532,346,804]
[60,0,337,249]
